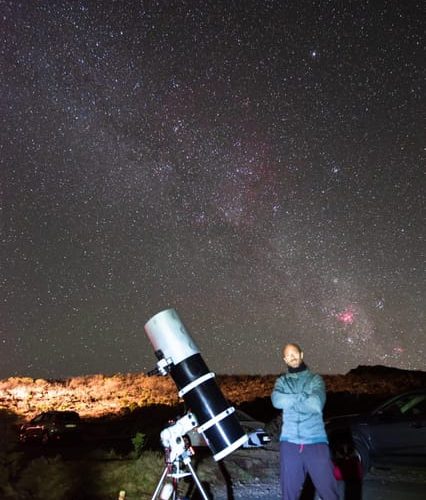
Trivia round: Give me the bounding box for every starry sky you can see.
[1,0,424,379]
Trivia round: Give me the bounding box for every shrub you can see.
[131,432,146,458]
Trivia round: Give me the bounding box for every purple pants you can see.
[280,441,339,500]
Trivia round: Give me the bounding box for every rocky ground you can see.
[198,443,426,500]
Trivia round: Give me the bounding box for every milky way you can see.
[1,1,424,378]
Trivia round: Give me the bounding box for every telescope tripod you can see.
[151,445,209,500]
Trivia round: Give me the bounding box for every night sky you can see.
[1,1,424,379]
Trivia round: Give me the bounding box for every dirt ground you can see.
[201,444,426,500]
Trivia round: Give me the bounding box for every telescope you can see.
[144,308,248,461]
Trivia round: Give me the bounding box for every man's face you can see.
[283,344,303,369]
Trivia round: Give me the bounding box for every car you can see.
[19,410,81,444]
[325,389,426,477]
[187,409,271,449]
[236,409,271,448]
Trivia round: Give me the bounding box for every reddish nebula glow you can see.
[336,308,355,325]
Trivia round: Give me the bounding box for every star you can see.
[0,0,423,377]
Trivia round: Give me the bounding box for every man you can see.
[271,343,339,500]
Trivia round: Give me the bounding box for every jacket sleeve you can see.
[271,376,301,410]
[297,375,326,413]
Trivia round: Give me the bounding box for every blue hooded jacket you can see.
[271,368,328,445]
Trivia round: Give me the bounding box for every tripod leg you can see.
[186,460,210,500]
[151,466,169,500]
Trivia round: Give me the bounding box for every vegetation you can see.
[0,448,165,500]
[131,432,146,458]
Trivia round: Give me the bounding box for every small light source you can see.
[144,308,248,460]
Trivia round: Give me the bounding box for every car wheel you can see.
[330,436,368,479]
[353,440,370,476]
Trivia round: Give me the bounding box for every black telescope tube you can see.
[171,354,230,421]
[171,353,210,387]
[171,353,246,457]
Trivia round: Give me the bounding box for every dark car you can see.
[19,410,81,444]
[326,389,426,476]
[237,409,272,448]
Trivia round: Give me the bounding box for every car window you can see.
[379,402,402,416]
[401,395,426,417]
[55,412,79,422]
[379,393,426,417]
